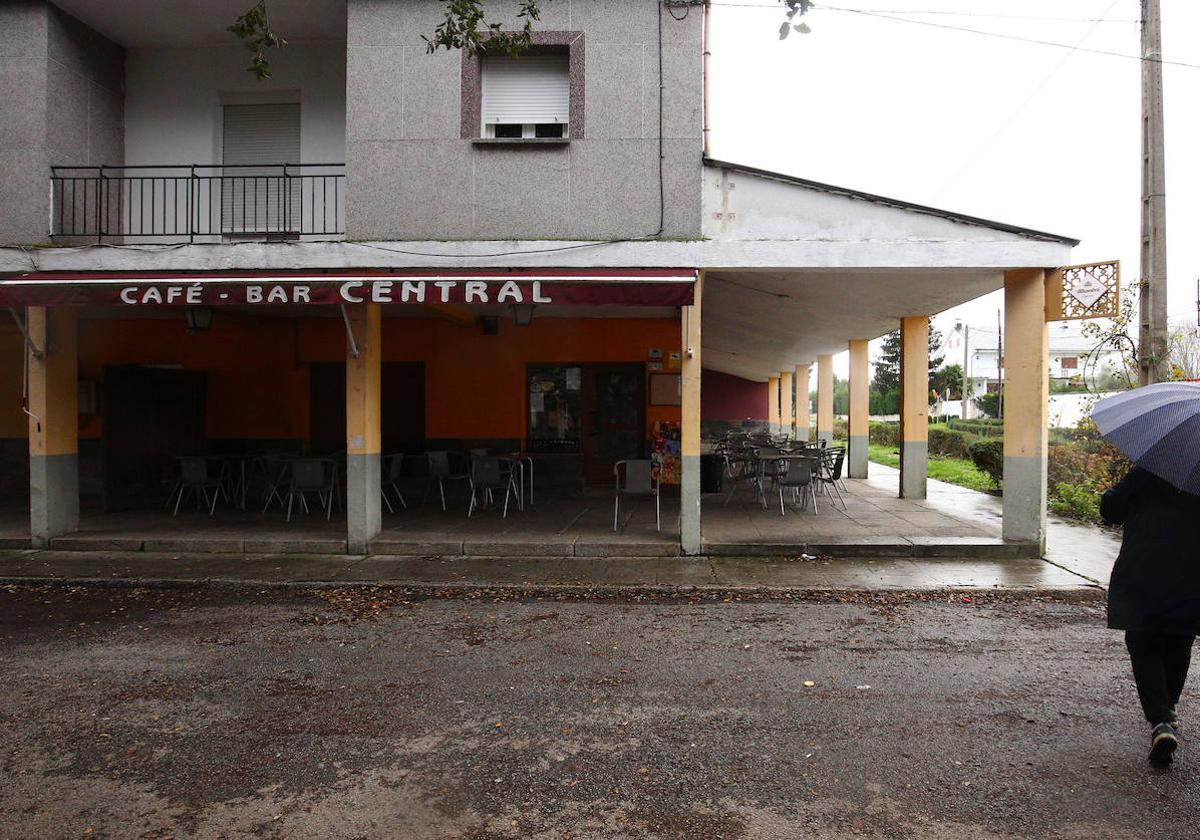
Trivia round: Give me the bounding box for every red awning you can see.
[0,269,696,308]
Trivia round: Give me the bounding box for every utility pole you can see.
[996,309,1004,420]
[961,323,970,420]
[1139,0,1168,385]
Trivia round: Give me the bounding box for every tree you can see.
[231,0,815,78]
[228,2,287,80]
[832,375,849,416]
[931,363,963,401]
[975,390,1002,419]
[423,0,544,58]
[1167,323,1200,381]
[1080,286,1139,390]
[872,331,901,394]
[872,326,945,395]
[421,0,814,57]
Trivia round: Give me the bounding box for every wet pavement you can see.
[1,584,1194,839]
[0,550,1094,591]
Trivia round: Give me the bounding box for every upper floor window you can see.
[480,54,569,139]
[1060,356,1079,370]
[221,102,301,236]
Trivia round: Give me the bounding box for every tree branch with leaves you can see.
[230,0,814,78]
[228,1,287,80]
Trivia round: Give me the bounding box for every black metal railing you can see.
[50,163,345,242]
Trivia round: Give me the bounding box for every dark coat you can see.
[1102,467,1200,635]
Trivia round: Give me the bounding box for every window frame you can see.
[462,32,585,142]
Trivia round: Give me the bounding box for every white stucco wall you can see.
[124,42,346,166]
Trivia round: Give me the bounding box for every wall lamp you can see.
[184,306,213,334]
[511,304,536,327]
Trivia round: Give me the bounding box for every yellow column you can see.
[899,316,929,498]
[1003,268,1049,552]
[680,272,703,554]
[27,307,79,546]
[848,339,870,479]
[767,376,780,436]
[794,363,811,442]
[345,303,382,554]
[816,354,834,446]
[779,370,794,439]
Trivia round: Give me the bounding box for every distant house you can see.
[944,321,1121,417]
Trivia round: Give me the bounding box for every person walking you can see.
[1101,466,1200,767]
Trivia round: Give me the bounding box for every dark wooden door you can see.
[381,362,425,455]
[101,365,207,511]
[582,364,645,485]
[309,363,344,455]
[309,362,426,456]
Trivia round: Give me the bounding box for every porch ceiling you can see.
[52,0,346,48]
[702,268,1001,381]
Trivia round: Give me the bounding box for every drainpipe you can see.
[702,0,711,156]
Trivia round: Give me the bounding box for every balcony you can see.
[50,164,346,244]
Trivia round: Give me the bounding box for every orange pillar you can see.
[816,354,834,446]
[345,303,382,553]
[899,316,929,498]
[848,339,870,479]
[1002,268,1049,552]
[27,307,78,546]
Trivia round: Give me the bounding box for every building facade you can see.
[0,0,1076,556]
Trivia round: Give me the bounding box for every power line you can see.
[709,2,1200,70]
[821,5,1200,70]
[712,2,1138,24]
[933,0,1123,201]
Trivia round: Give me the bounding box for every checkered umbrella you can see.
[1091,382,1200,493]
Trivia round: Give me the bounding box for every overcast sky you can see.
[706,0,1199,375]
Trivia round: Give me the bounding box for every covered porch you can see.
[0,159,1078,560]
[13,462,1003,558]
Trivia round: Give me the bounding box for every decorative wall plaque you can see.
[1045,261,1120,321]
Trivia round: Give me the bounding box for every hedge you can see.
[968,439,1004,487]
[947,418,1004,437]
[869,421,899,447]
[928,426,974,459]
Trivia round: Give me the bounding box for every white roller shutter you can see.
[480,55,569,126]
[221,103,301,234]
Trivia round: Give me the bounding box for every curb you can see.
[0,574,1106,599]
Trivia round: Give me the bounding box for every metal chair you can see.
[722,442,758,507]
[285,458,338,522]
[467,456,517,518]
[613,458,661,532]
[777,455,819,515]
[816,449,847,509]
[381,453,408,513]
[172,456,223,516]
[425,451,470,511]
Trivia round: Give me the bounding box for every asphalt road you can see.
[0,584,1195,839]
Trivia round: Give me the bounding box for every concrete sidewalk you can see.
[0,548,1097,592]
[865,462,1121,586]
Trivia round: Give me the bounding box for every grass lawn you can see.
[868,443,999,494]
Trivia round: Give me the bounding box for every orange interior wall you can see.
[0,312,682,443]
[300,315,682,441]
[0,326,27,438]
[76,314,310,440]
